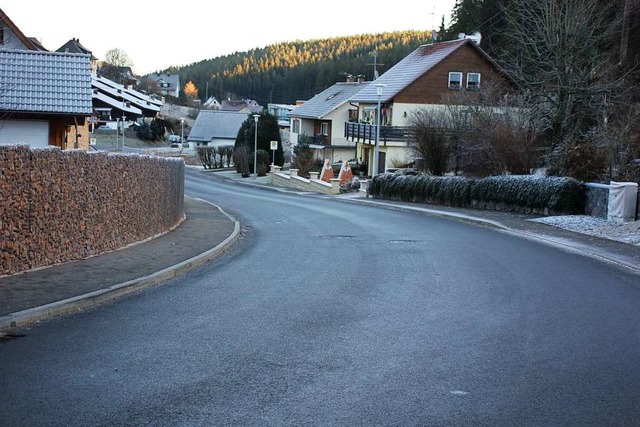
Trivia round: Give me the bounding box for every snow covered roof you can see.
[92,76,161,114]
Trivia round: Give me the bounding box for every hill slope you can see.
[166,30,435,106]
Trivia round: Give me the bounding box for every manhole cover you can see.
[319,235,357,240]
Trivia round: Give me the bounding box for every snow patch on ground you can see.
[531,215,640,246]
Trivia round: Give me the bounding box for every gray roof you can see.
[0,49,92,115]
[351,39,472,103]
[291,82,370,119]
[188,110,248,142]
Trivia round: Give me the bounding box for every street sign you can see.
[89,138,96,146]
[270,140,278,150]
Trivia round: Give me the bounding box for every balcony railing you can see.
[344,122,413,145]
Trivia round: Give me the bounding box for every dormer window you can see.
[448,72,462,89]
[467,73,481,90]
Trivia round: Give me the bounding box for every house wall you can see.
[390,103,448,127]
[394,44,501,105]
[0,146,184,276]
[0,26,29,49]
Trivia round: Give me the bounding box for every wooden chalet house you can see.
[0,8,92,149]
[347,36,510,174]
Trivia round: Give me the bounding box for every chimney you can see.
[346,74,354,83]
[357,75,365,83]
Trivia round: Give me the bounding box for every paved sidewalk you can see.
[0,197,239,331]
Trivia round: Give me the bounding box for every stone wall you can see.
[585,184,609,218]
[585,183,640,220]
[0,145,184,276]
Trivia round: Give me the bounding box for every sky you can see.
[2,0,457,76]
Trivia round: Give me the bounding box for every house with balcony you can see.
[347,36,510,174]
[290,80,370,163]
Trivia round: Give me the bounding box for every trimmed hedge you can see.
[368,173,586,215]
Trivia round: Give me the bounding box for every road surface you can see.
[1,170,639,425]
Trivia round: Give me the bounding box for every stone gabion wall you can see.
[0,145,184,276]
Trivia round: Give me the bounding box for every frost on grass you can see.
[531,215,640,246]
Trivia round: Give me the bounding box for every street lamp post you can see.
[121,114,126,151]
[253,114,260,179]
[180,118,185,152]
[116,118,120,151]
[373,83,386,176]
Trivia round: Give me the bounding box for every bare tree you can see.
[443,82,544,176]
[407,108,454,176]
[105,48,133,68]
[498,0,625,146]
[101,48,134,84]
[137,76,160,95]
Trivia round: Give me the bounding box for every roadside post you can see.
[270,140,278,166]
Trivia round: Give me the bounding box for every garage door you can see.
[0,120,49,147]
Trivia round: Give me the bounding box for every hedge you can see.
[368,173,586,215]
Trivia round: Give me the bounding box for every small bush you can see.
[233,146,249,175]
[196,146,216,169]
[369,173,585,215]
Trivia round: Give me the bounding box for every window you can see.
[320,122,329,135]
[467,73,481,90]
[448,72,462,89]
[292,119,300,134]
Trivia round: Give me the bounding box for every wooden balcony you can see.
[344,122,413,145]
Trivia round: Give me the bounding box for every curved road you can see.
[1,170,639,425]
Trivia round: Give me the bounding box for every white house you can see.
[289,80,370,163]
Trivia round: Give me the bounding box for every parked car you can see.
[168,134,184,147]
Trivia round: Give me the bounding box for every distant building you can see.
[57,38,98,74]
[187,110,247,148]
[203,96,221,109]
[268,103,296,129]
[220,99,263,114]
[146,73,180,98]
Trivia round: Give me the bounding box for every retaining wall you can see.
[0,145,184,276]
[270,168,341,195]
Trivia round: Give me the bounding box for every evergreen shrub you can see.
[369,173,585,215]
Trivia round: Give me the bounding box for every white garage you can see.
[0,120,50,148]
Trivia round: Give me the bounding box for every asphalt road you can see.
[1,170,639,426]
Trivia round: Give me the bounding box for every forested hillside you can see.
[165,30,435,105]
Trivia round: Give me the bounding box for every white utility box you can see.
[608,181,638,223]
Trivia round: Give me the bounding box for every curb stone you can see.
[0,199,240,333]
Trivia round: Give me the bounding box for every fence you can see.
[0,145,184,276]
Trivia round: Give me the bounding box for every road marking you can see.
[450,390,470,396]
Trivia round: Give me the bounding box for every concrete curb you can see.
[0,200,241,333]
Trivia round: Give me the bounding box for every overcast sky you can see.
[2,0,456,75]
